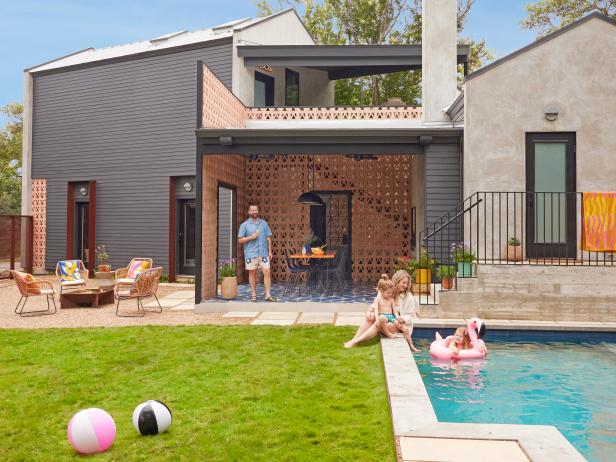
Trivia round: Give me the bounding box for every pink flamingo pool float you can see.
[429,317,487,360]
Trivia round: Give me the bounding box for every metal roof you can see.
[26,10,295,73]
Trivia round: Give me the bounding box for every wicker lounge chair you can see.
[115,258,153,294]
[55,260,89,294]
[11,270,57,317]
[115,267,163,317]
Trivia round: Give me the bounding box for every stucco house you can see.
[22,2,616,317]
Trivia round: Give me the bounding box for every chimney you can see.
[422,0,458,124]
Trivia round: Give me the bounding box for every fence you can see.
[0,215,33,278]
[414,192,616,304]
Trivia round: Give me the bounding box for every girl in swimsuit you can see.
[374,275,400,339]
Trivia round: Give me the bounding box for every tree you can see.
[0,103,23,214]
[521,0,616,37]
[256,0,492,105]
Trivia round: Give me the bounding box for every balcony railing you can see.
[414,191,616,305]
[246,106,422,121]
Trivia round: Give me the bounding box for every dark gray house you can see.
[23,7,468,282]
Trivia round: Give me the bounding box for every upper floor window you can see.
[285,69,300,106]
[254,71,274,107]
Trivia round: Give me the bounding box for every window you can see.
[254,71,274,107]
[285,69,300,106]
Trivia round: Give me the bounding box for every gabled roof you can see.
[466,12,616,81]
[27,9,301,73]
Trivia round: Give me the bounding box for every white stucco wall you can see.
[463,16,616,259]
[464,16,616,196]
[232,11,334,107]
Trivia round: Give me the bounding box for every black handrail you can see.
[423,198,483,241]
[413,191,615,305]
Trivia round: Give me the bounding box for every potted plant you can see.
[95,245,111,272]
[451,242,475,278]
[302,230,318,255]
[412,249,436,294]
[437,265,457,290]
[506,237,523,262]
[218,258,237,299]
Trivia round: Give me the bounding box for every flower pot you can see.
[441,277,454,290]
[98,264,111,272]
[506,245,523,262]
[414,268,431,294]
[220,276,237,299]
[457,262,473,278]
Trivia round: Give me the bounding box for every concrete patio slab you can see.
[251,319,295,326]
[399,436,529,462]
[222,311,261,318]
[297,312,335,324]
[335,316,363,326]
[160,290,195,299]
[257,311,300,320]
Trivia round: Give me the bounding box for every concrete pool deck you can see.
[381,337,587,462]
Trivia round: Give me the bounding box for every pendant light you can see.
[298,155,324,205]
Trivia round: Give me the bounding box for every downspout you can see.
[22,71,33,217]
[20,71,34,270]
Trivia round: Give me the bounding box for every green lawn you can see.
[0,326,395,461]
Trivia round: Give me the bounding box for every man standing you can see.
[238,204,276,302]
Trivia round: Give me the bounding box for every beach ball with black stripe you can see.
[132,400,172,435]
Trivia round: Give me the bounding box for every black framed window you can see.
[254,71,274,107]
[285,69,300,106]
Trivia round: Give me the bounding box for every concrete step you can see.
[427,264,616,321]
[433,290,616,321]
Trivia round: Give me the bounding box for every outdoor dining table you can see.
[288,252,337,292]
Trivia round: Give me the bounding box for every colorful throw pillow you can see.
[13,271,40,294]
[24,273,41,295]
[128,260,151,279]
[59,260,81,282]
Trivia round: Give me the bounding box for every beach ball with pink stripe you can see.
[67,408,116,454]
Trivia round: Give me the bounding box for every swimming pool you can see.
[414,339,616,462]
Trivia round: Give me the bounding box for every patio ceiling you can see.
[237,44,471,79]
[196,127,463,155]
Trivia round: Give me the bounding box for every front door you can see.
[178,200,196,275]
[526,133,576,259]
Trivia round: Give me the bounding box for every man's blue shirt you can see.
[238,218,272,259]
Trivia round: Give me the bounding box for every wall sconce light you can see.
[544,104,560,122]
[183,182,193,192]
[79,186,88,196]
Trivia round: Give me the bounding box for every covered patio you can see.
[195,127,462,304]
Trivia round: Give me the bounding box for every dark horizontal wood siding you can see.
[32,40,232,270]
[424,143,462,227]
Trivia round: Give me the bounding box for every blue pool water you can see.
[414,340,616,462]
